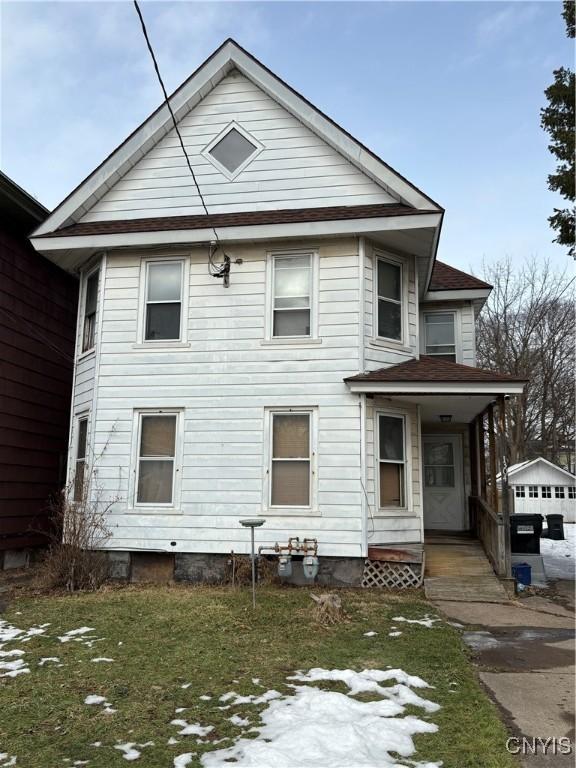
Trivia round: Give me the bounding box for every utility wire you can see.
[132,0,229,279]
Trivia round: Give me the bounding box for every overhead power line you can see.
[132,0,232,284]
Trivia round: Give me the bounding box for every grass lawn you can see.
[0,585,515,767]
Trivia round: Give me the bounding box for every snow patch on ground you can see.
[114,743,141,761]
[202,667,440,767]
[38,657,60,666]
[392,615,440,628]
[363,631,378,637]
[91,657,114,663]
[170,720,214,737]
[219,689,282,706]
[541,525,575,580]
[388,631,402,638]
[58,627,95,643]
[229,714,251,727]
[198,695,211,701]
[174,754,195,767]
[0,752,17,767]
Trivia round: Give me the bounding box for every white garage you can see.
[506,458,576,523]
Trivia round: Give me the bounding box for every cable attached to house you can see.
[132,0,235,286]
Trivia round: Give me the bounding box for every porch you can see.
[345,356,528,585]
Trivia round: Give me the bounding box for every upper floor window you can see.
[272,255,311,338]
[555,486,565,499]
[136,413,178,505]
[73,416,88,502]
[541,485,551,498]
[203,123,263,180]
[515,485,525,498]
[424,312,456,362]
[82,271,99,352]
[377,257,402,341]
[378,414,406,507]
[270,411,312,508]
[145,262,183,341]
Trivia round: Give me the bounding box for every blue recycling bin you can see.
[512,562,532,586]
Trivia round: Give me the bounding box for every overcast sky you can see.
[1,1,572,271]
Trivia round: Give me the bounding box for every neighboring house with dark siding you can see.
[0,172,77,564]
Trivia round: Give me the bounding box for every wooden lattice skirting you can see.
[361,558,424,589]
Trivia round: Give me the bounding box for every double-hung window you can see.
[541,486,551,499]
[272,255,312,338]
[424,313,456,362]
[377,257,402,341]
[73,417,88,502]
[270,412,311,507]
[515,485,525,498]
[555,486,565,499]
[377,414,406,508]
[144,262,183,341]
[528,485,538,498]
[136,413,178,505]
[82,271,99,352]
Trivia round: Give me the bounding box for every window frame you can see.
[541,485,552,499]
[554,486,565,499]
[131,409,183,510]
[202,121,264,181]
[568,487,575,500]
[528,485,539,498]
[265,250,319,343]
[80,267,100,355]
[72,414,89,503]
[515,485,525,498]
[137,257,189,346]
[373,252,407,345]
[375,410,410,513]
[263,407,318,515]
[421,310,459,363]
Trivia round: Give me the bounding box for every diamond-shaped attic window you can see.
[204,124,261,179]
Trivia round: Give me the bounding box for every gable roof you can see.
[1,171,48,234]
[33,39,442,239]
[507,457,576,482]
[345,355,527,384]
[429,261,492,292]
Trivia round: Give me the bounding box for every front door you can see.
[423,434,465,530]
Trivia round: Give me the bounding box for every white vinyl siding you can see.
[80,73,396,223]
[88,238,370,556]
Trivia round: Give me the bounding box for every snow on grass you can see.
[170,720,214,738]
[198,695,211,701]
[0,658,30,678]
[0,618,53,677]
[84,695,106,705]
[38,657,60,666]
[173,754,195,768]
[90,658,114,663]
[180,683,192,689]
[57,627,95,643]
[219,689,282,706]
[229,714,251,727]
[114,743,141,761]
[202,667,440,768]
[541,525,575,580]
[363,631,378,637]
[388,632,402,638]
[0,753,17,767]
[392,615,440,628]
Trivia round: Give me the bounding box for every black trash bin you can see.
[510,514,543,554]
[546,514,565,541]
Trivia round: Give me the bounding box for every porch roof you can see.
[344,356,527,396]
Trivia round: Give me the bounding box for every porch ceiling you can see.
[379,394,496,424]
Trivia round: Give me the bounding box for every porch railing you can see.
[469,495,510,578]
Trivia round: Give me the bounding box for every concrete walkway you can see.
[434,583,575,767]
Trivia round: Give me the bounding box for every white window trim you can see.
[201,121,264,181]
[264,249,319,343]
[137,257,189,345]
[420,308,462,363]
[541,485,552,499]
[372,251,409,348]
[374,408,412,515]
[129,409,183,511]
[70,411,90,500]
[528,485,539,498]
[554,486,565,498]
[515,485,525,498]
[79,265,100,359]
[262,407,319,516]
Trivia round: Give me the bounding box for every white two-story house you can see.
[31,40,526,585]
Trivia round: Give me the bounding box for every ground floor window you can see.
[136,412,179,505]
[377,413,406,508]
[270,411,312,508]
[555,486,565,499]
[541,486,552,499]
[528,486,538,498]
[569,487,576,500]
[515,485,525,498]
[73,416,89,502]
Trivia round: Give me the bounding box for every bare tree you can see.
[476,258,575,466]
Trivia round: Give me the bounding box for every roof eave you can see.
[344,380,527,395]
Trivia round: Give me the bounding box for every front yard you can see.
[0,585,514,767]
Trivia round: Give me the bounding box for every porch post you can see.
[487,404,499,513]
[469,420,479,497]
[497,395,512,577]
[478,414,487,501]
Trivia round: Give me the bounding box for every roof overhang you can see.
[423,288,491,302]
[345,380,526,395]
[31,211,442,272]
